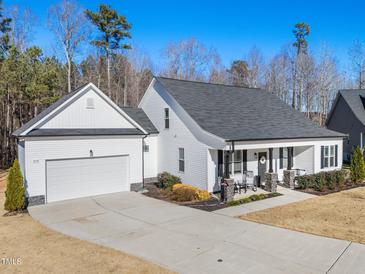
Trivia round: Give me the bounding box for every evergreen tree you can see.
[0,0,11,60]
[85,4,131,97]
[350,146,365,183]
[293,22,311,55]
[4,159,25,211]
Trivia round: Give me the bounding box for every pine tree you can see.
[0,0,11,60]
[85,4,131,97]
[350,146,365,183]
[4,159,25,211]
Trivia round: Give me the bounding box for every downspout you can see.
[142,134,149,190]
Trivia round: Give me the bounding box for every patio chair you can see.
[243,171,257,193]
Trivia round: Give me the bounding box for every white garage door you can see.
[46,155,129,203]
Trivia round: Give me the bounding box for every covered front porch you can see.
[209,142,315,193]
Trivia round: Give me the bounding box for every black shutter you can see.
[279,148,283,169]
[335,145,338,167]
[218,150,223,177]
[321,146,324,169]
[290,147,294,168]
[242,150,247,171]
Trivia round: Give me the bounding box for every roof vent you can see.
[86,98,95,109]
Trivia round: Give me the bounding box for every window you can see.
[279,147,293,169]
[227,150,247,175]
[322,145,337,168]
[143,144,149,153]
[86,98,95,109]
[164,108,169,129]
[179,148,184,172]
[233,151,242,173]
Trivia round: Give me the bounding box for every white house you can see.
[14,77,345,205]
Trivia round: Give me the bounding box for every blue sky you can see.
[4,0,365,70]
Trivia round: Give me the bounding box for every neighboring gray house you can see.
[326,90,365,160]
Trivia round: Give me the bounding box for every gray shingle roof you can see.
[26,128,144,137]
[121,107,159,134]
[13,83,89,137]
[156,77,345,141]
[338,89,365,126]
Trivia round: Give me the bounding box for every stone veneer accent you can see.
[27,195,45,207]
[221,178,235,202]
[264,172,278,192]
[283,170,296,189]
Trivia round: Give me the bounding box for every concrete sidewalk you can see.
[214,186,315,217]
[29,192,364,274]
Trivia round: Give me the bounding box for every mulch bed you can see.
[296,181,365,196]
[143,183,226,211]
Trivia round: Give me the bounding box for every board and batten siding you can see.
[23,136,143,198]
[41,88,135,129]
[140,83,210,191]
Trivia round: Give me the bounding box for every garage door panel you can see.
[46,156,129,202]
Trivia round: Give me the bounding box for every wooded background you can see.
[0,1,364,168]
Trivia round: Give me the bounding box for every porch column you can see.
[268,148,273,173]
[287,147,292,170]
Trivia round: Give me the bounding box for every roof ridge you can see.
[155,76,262,90]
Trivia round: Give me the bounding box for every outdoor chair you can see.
[243,171,257,193]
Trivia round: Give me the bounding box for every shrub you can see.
[227,192,282,206]
[169,184,210,202]
[157,172,181,189]
[351,147,365,183]
[4,160,25,212]
[296,170,346,192]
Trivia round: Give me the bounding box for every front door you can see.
[257,152,267,185]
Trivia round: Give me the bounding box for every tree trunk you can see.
[123,71,128,107]
[107,48,111,97]
[67,56,72,93]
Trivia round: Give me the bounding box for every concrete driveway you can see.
[29,192,364,274]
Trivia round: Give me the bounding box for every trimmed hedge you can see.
[297,170,346,192]
[169,183,210,202]
[157,172,181,189]
[227,192,282,207]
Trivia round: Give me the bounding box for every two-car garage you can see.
[45,155,129,203]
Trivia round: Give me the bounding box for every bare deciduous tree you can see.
[162,38,213,81]
[48,0,88,93]
[348,40,365,89]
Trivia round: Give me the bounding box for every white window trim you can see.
[323,145,336,168]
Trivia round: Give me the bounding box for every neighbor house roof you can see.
[156,77,345,141]
[121,107,159,134]
[336,89,365,126]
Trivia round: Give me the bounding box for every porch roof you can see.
[156,77,346,141]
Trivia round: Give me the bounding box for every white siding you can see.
[144,135,158,178]
[18,141,26,179]
[140,84,209,190]
[207,149,219,192]
[42,88,134,129]
[24,136,143,197]
[294,146,314,174]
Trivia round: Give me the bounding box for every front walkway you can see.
[29,191,364,274]
[215,186,314,217]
